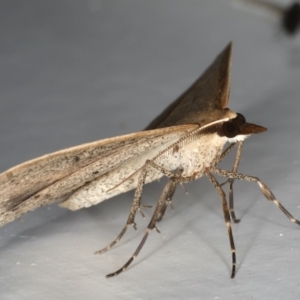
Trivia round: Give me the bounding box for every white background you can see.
[1,1,300,299]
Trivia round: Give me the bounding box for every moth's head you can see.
[218,112,267,143]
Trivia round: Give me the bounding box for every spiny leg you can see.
[228,141,243,223]
[106,177,178,278]
[212,168,300,226]
[156,168,183,222]
[218,143,237,184]
[218,142,238,163]
[206,171,236,278]
[218,142,244,222]
[156,188,175,222]
[95,167,149,255]
[142,159,197,218]
[97,160,189,255]
[216,142,240,222]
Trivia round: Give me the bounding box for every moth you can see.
[0,43,299,278]
[235,0,300,35]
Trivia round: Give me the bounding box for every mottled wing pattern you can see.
[0,124,197,226]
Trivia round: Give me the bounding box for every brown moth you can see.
[0,43,299,278]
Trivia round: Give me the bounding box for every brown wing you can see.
[146,43,232,129]
[0,124,197,226]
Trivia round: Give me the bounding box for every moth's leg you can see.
[218,142,238,164]
[206,171,236,278]
[218,142,237,184]
[212,168,300,226]
[218,142,244,223]
[156,168,183,222]
[156,182,176,222]
[228,142,243,223]
[97,161,184,255]
[106,177,178,278]
[96,167,149,254]
[139,160,196,222]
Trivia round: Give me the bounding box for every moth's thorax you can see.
[158,133,228,178]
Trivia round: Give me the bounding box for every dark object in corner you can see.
[282,2,300,35]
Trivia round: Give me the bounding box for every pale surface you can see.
[1,0,300,299]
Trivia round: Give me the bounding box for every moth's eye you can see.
[222,121,240,138]
[236,113,246,124]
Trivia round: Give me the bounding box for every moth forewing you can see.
[0,124,197,226]
[146,43,232,129]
